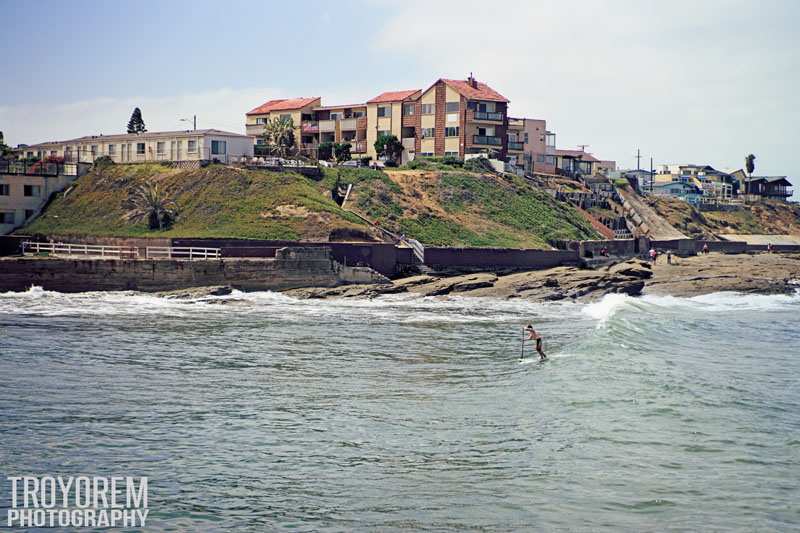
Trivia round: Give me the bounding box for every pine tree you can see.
[127,108,147,134]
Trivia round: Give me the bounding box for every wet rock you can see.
[157,285,233,299]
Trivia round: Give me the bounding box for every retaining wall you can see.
[0,247,387,293]
[424,247,579,269]
[172,238,412,277]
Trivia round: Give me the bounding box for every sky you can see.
[1,0,798,186]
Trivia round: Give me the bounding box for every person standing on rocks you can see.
[524,325,547,361]
[649,248,658,264]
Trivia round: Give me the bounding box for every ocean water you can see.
[0,287,799,531]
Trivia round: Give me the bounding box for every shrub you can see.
[464,156,493,173]
[318,142,334,161]
[94,155,114,167]
[334,142,351,162]
[442,155,463,167]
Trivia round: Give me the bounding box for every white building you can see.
[20,129,253,165]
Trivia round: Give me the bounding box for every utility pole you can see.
[650,156,654,193]
[635,148,642,171]
[578,144,589,152]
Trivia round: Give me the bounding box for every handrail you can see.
[145,246,221,260]
[22,241,139,259]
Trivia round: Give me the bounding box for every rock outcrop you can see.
[283,259,654,302]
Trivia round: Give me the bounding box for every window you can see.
[156,142,166,155]
[477,101,496,112]
[255,117,267,125]
[352,110,365,118]
[90,145,98,156]
[255,139,266,145]
[211,140,227,155]
[536,154,545,163]
[477,126,495,136]
[329,112,341,120]
[421,128,435,138]
[24,185,41,197]
[445,102,459,113]
[25,209,35,220]
[187,140,198,153]
[524,132,529,143]
[279,114,291,122]
[108,144,116,155]
[421,103,435,115]
[377,105,391,118]
[136,143,145,155]
[403,103,415,116]
[508,133,518,142]
[0,184,9,196]
[0,212,14,224]
[444,151,459,157]
[377,130,391,138]
[50,150,57,157]
[445,127,459,137]
[419,152,434,157]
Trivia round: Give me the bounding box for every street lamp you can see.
[179,115,197,131]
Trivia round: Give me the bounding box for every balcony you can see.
[246,123,265,136]
[301,121,319,134]
[340,118,357,131]
[473,135,502,146]
[318,120,336,133]
[508,141,524,151]
[349,140,367,153]
[356,117,367,130]
[473,111,504,122]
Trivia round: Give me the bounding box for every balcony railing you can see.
[318,120,336,132]
[473,111,504,121]
[1,159,63,176]
[473,135,502,146]
[340,118,357,131]
[301,121,319,134]
[508,141,524,151]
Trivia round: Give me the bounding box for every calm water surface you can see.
[1,287,799,531]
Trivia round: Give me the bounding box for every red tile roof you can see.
[246,97,320,115]
[367,89,420,104]
[556,149,600,162]
[441,78,509,103]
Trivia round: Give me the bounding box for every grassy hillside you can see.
[645,195,800,239]
[328,168,600,248]
[24,163,599,248]
[24,164,371,241]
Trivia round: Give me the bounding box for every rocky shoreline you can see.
[281,252,800,302]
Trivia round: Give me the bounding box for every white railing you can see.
[145,247,221,260]
[22,241,140,259]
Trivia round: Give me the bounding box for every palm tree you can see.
[123,181,178,230]
[262,117,295,157]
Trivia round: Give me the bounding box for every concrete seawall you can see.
[0,247,387,293]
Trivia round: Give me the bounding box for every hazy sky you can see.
[1,0,798,182]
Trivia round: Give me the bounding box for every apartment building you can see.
[0,159,86,234]
[507,117,557,174]
[20,129,253,164]
[246,75,533,164]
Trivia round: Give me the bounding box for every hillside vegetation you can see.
[334,168,599,248]
[24,163,600,248]
[25,164,371,241]
[645,195,800,239]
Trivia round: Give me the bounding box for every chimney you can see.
[467,72,478,88]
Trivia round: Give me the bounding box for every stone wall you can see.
[424,247,579,270]
[0,247,387,293]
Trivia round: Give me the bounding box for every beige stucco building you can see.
[0,160,85,234]
[20,129,253,165]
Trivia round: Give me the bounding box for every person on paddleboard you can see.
[524,324,547,361]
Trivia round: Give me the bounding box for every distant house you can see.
[650,181,703,205]
[743,176,793,201]
[555,149,598,177]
